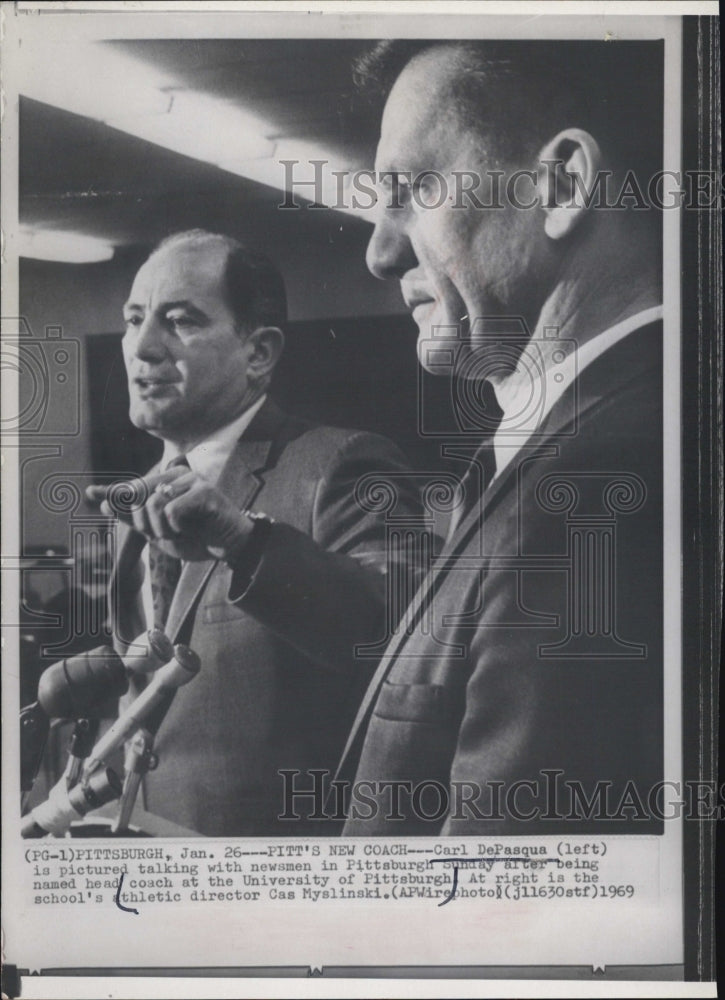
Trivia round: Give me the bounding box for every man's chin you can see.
[416,325,464,376]
[412,302,470,367]
[129,407,176,439]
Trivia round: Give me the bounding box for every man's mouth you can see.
[404,291,435,309]
[133,376,178,397]
[407,298,436,323]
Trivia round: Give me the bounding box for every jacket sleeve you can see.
[227,431,428,673]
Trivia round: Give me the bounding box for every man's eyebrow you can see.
[122,299,207,316]
[161,300,206,314]
[376,166,417,185]
[376,163,403,177]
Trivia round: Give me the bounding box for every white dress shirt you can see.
[490,306,663,482]
[139,394,267,628]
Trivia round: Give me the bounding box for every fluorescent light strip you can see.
[17,228,115,264]
[19,40,364,217]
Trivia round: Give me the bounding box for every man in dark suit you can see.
[88,229,421,836]
[334,41,665,834]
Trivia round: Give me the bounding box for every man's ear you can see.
[245,326,285,384]
[537,128,602,240]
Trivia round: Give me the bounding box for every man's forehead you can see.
[376,47,471,168]
[129,242,227,302]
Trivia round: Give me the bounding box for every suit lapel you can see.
[337,321,663,777]
[164,399,286,644]
[476,319,662,523]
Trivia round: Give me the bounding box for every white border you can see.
[0,3,697,996]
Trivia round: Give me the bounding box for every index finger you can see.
[151,465,195,489]
[86,468,191,508]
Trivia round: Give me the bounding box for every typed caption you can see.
[24,838,656,910]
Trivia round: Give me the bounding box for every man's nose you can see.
[133,316,167,361]
[366,213,417,280]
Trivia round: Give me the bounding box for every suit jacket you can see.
[339,321,664,835]
[110,398,422,836]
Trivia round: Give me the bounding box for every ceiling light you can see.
[18,228,115,264]
[229,138,362,214]
[18,40,275,163]
[18,40,357,212]
[118,89,276,164]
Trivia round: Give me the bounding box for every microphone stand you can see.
[96,644,200,834]
[112,727,157,834]
[63,718,101,789]
[20,632,177,834]
[20,703,50,813]
[21,768,122,839]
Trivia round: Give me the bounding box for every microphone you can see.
[37,647,128,720]
[84,645,201,775]
[21,646,125,797]
[36,630,175,720]
[21,768,122,839]
[20,631,174,797]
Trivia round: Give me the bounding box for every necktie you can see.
[147,455,189,629]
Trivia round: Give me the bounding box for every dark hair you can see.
[152,229,288,331]
[354,40,663,177]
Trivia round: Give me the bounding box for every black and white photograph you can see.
[1,2,720,997]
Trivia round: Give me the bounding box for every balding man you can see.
[89,229,421,836]
[335,41,664,835]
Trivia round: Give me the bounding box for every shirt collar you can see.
[161,394,267,485]
[491,305,663,480]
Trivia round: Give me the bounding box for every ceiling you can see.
[19,39,382,252]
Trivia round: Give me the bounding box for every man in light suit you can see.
[88,229,421,836]
[334,41,665,834]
